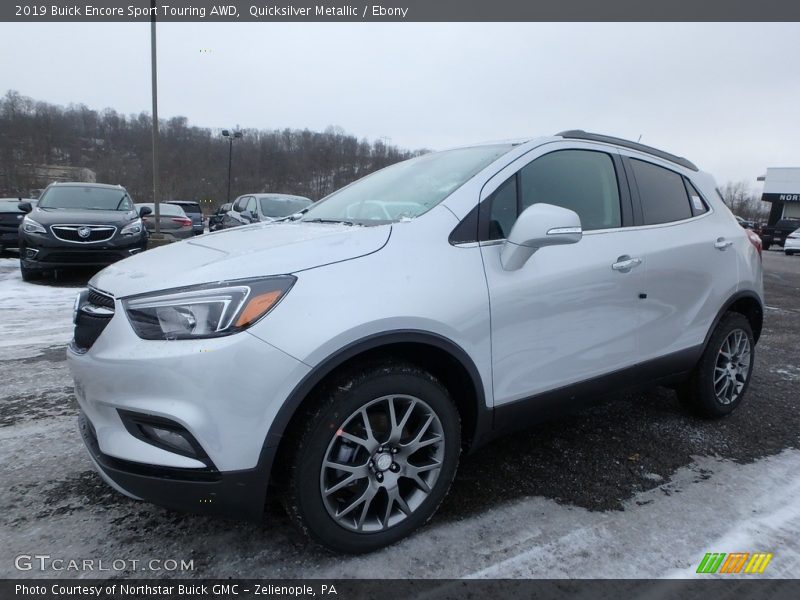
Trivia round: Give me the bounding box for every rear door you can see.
[623,155,739,362]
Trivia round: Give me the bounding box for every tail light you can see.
[745,229,762,260]
[172,217,192,227]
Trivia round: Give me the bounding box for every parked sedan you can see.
[209,203,231,232]
[0,198,36,252]
[785,228,800,256]
[222,194,311,229]
[136,203,194,240]
[166,200,204,235]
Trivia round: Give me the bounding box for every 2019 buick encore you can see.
[68,131,764,553]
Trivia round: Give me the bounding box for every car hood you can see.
[91,221,392,297]
[28,206,137,225]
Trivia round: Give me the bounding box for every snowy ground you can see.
[0,252,799,579]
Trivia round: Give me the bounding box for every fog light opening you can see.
[139,424,196,455]
[118,410,211,464]
[24,248,39,259]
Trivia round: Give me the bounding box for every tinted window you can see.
[487,176,517,240]
[519,150,621,231]
[170,202,201,215]
[630,159,692,224]
[38,186,133,211]
[136,203,185,217]
[684,180,708,215]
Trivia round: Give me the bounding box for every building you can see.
[760,168,800,225]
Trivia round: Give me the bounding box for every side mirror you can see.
[138,206,152,217]
[500,203,582,271]
[241,210,254,222]
[18,201,32,213]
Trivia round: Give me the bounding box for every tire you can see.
[786,250,795,256]
[283,362,461,553]
[678,313,755,418]
[20,262,41,282]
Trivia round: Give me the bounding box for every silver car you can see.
[69,130,763,553]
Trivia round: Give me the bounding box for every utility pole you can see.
[222,129,243,203]
[150,0,161,235]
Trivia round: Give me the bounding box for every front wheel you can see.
[678,313,755,418]
[20,262,42,282]
[283,364,461,553]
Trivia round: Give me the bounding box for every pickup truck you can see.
[760,218,800,250]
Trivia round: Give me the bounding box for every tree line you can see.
[717,181,770,223]
[0,90,422,206]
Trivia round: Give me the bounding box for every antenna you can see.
[637,134,642,143]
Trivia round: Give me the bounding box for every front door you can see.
[480,144,647,406]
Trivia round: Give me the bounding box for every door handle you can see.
[714,237,733,250]
[611,255,642,273]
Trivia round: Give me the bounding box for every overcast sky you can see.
[1,22,798,190]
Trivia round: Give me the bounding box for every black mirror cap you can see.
[18,201,33,213]
[138,206,153,217]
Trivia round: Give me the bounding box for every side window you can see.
[487,150,622,239]
[519,150,621,231]
[487,176,517,240]
[684,179,708,216]
[245,197,257,214]
[630,159,693,224]
[233,196,247,212]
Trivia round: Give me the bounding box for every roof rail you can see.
[556,130,699,172]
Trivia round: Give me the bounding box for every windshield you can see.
[259,196,311,217]
[38,186,133,211]
[302,144,514,224]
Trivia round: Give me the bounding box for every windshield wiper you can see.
[304,218,358,226]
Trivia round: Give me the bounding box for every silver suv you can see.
[68,130,764,553]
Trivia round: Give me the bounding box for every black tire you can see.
[786,251,795,256]
[677,313,755,418]
[20,262,41,282]
[283,362,461,553]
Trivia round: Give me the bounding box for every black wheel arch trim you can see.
[263,330,490,451]
[702,290,764,350]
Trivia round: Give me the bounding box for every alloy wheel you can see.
[320,394,445,533]
[714,329,751,405]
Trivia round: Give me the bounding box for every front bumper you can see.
[784,238,800,252]
[79,411,272,520]
[20,230,147,268]
[68,303,311,520]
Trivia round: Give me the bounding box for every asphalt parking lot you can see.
[0,250,798,578]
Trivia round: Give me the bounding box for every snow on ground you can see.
[0,258,82,359]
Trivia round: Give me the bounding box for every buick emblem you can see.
[77,226,92,239]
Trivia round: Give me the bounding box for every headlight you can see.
[122,276,296,340]
[121,218,143,236]
[22,216,46,234]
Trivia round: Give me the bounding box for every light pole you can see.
[149,0,161,235]
[221,129,242,203]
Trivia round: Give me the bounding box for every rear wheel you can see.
[283,363,460,553]
[678,313,754,418]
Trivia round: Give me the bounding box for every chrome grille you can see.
[51,225,116,243]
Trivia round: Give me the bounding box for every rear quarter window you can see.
[629,159,693,225]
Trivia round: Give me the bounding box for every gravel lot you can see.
[0,250,798,579]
